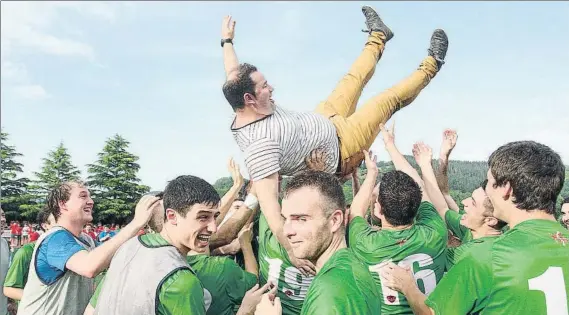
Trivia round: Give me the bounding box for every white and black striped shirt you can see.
[231,107,340,181]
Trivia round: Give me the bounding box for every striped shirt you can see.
[231,106,340,181]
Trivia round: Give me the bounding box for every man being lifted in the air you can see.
[221,5,448,274]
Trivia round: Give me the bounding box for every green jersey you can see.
[426,219,569,314]
[348,202,448,315]
[444,210,500,270]
[300,248,381,315]
[187,254,257,315]
[90,234,205,315]
[3,242,35,300]
[258,213,313,315]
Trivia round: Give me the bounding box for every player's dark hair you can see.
[283,171,346,218]
[162,175,220,218]
[488,141,565,214]
[563,197,569,205]
[378,171,422,226]
[222,63,258,111]
[36,207,52,232]
[46,180,87,222]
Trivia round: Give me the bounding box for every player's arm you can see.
[380,124,429,202]
[237,222,258,277]
[435,129,460,212]
[66,196,158,278]
[158,269,206,315]
[222,16,238,78]
[210,198,255,249]
[216,158,245,225]
[349,151,378,221]
[380,263,434,315]
[351,168,361,198]
[412,142,449,217]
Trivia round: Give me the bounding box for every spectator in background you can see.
[1,207,10,315]
[28,227,40,243]
[97,226,115,243]
[84,224,97,243]
[21,222,30,245]
[561,197,569,229]
[10,221,21,248]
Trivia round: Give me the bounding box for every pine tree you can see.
[87,134,150,224]
[20,143,82,219]
[0,130,30,221]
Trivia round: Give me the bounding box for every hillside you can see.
[213,157,569,214]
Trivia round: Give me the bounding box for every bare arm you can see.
[222,16,239,77]
[413,143,451,217]
[210,205,254,249]
[380,124,429,202]
[216,158,245,225]
[3,287,23,301]
[435,129,460,212]
[66,196,158,278]
[238,223,259,277]
[351,168,361,197]
[350,151,379,221]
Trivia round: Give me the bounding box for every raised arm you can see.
[222,16,239,77]
[238,222,259,277]
[350,151,379,222]
[380,123,429,202]
[66,196,157,278]
[435,129,460,212]
[413,142,450,217]
[216,158,245,225]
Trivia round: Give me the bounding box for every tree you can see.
[87,134,150,224]
[20,143,82,219]
[0,130,30,221]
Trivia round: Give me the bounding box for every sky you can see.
[2,1,569,191]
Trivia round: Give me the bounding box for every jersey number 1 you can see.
[528,267,568,315]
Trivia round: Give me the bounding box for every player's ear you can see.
[485,216,498,228]
[165,208,178,225]
[330,209,344,232]
[374,201,382,218]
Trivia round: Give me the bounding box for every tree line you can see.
[1,130,149,224]
[3,128,568,224]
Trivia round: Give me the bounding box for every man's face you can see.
[247,71,275,115]
[282,187,336,262]
[85,225,92,232]
[167,203,220,254]
[104,226,109,232]
[561,203,569,228]
[461,188,489,230]
[60,184,94,224]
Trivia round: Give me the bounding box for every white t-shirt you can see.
[0,237,10,315]
[22,226,30,236]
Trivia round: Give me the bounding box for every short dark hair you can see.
[378,171,422,226]
[36,207,52,232]
[163,175,220,218]
[563,197,569,205]
[222,63,258,111]
[488,141,565,214]
[283,171,346,218]
[46,181,86,222]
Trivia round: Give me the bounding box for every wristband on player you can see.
[243,194,259,210]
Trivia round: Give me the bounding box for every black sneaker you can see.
[428,29,448,68]
[361,6,394,42]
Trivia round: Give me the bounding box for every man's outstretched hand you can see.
[440,129,457,159]
[222,15,236,40]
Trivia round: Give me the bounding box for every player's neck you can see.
[380,220,412,231]
[506,209,557,229]
[315,234,347,273]
[55,217,84,237]
[234,111,266,128]
[471,225,501,239]
[159,226,190,256]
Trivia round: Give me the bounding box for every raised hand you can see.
[228,157,244,187]
[289,256,316,277]
[379,121,395,146]
[131,195,161,228]
[412,142,433,168]
[440,129,457,158]
[363,150,378,175]
[238,222,254,245]
[222,15,236,40]
[305,148,327,172]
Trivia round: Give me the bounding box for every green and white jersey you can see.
[187,254,257,315]
[300,248,381,315]
[258,213,313,315]
[348,202,448,315]
[426,219,569,314]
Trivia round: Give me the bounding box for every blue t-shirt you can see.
[36,230,91,285]
[98,231,115,242]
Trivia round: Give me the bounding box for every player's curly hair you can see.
[488,141,565,214]
[378,171,422,226]
[46,181,87,222]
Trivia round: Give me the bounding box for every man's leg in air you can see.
[333,29,449,175]
[315,6,393,119]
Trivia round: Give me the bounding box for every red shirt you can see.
[96,226,104,233]
[87,231,97,240]
[10,223,19,234]
[29,231,40,242]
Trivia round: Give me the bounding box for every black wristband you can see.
[221,38,233,47]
